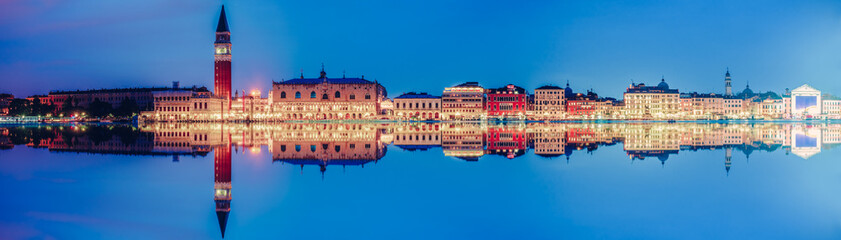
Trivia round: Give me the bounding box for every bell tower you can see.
[214,6,232,109]
[724,68,732,96]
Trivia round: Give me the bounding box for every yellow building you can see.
[442,82,485,120]
[623,78,680,119]
[532,85,566,120]
[394,92,441,120]
[270,68,387,120]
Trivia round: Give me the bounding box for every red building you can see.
[486,84,528,119]
[214,6,232,109]
[566,91,598,116]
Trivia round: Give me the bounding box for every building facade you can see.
[270,69,387,120]
[394,92,441,120]
[486,84,528,119]
[532,86,565,120]
[442,82,485,120]
[623,78,680,119]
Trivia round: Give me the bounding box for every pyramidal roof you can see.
[216,6,230,32]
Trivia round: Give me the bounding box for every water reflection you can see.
[2,122,838,169]
[1,122,840,237]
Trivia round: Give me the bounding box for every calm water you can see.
[1,122,841,239]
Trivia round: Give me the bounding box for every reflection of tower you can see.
[725,147,732,175]
[725,68,732,96]
[214,6,232,110]
[214,129,232,238]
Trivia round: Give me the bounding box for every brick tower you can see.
[214,6,232,109]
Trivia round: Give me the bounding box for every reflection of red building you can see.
[485,126,527,158]
[486,84,528,119]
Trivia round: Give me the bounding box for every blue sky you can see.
[2,0,841,98]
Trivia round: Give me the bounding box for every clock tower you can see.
[214,6,232,109]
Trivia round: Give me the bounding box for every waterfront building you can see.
[214,6,232,109]
[142,86,219,122]
[393,92,441,121]
[566,91,613,118]
[0,94,13,115]
[723,97,745,117]
[623,78,680,119]
[532,85,566,120]
[822,94,841,119]
[442,82,485,120]
[46,87,169,113]
[758,95,786,119]
[271,68,387,120]
[231,91,271,120]
[486,84,528,120]
[680,93,725,119]
[790,84,823,119]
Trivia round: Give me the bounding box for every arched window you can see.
[281,92,287,98]
[335,145,341,152]
[295,145,301,152]
[365,94,371,99]
[310,145,316,152]
[349,94,355,100]
[310,91,316,98]
[295,92,301,99]
[322,94,329,100]
[280,145,286,152]
[335,91,341,98]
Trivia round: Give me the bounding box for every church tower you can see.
[214,6,232,109]
[725,68,732,96]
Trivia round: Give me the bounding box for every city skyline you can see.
[3,1,841,98]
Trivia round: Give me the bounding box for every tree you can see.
[8,99,32,116]
[115,97,139,117]
[88,99,113,118]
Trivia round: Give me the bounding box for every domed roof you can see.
[565,81,574,97]
[742,84,754,96]
[657,77,669,89]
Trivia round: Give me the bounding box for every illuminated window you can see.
[310,92,316,98]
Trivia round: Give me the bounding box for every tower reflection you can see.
[213,126,232,238]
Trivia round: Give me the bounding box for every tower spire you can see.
[725,68,733,96]
[216,6,230,32]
